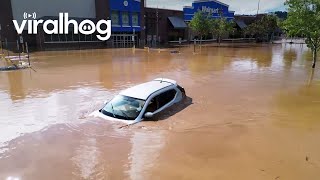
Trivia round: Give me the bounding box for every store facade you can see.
[0,0,236,50]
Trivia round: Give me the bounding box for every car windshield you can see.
[101,95,146,120]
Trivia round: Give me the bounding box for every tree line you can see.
[189,12,235,44]
[189,11,280,43]
[189,0,320,68]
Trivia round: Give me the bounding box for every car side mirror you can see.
[144,112,154,119]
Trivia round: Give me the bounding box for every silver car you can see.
[91,78,186,125]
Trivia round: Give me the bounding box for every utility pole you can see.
[256,0,261,16]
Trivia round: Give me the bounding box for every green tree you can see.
[209,18,235,44]
[244,15,279,42]
[244,23,258,38]
[283,0,320,68]
[189,11,211,45]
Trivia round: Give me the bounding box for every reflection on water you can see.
[275,69,320,129]
[0,87,110,148]
[71,138,102,179]
[0,44,320,179]
[127,131,165,180]
[6,71,26,101]
[308,69,315,86]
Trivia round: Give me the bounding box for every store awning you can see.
[235,20,247,29]
[168,16,188,29]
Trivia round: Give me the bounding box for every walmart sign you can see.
[183,0,235,21]
[201,6,219,14]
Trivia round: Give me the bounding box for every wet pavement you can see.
[0,44,320,180]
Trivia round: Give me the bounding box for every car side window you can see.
[145,97,159,113]
[145,89,177,113]
[157,89,177,109]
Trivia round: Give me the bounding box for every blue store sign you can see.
[110,0,141,32]
[183,0,235,21]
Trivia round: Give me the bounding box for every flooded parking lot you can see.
[0,44,320,180]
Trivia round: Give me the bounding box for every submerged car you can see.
[91,78,186,125]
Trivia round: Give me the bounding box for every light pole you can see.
[133,28,135,52]
[5,25,10,57]
[0,24,3,55]
[219,7,223,17]
[218,8,223,44]
[156,6,159,48]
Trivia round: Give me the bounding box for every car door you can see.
[157,89,177,110]
[145,89,177,114]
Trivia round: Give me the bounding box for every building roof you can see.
[119,79,175,100]
[193,0,229,7]
[168,16,188,29]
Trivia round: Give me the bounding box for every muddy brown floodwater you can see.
[0,44,320,180]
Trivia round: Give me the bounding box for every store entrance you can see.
[110,33,138,48]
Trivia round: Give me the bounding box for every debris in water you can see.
[0,65,29,71]
[170,50,180,54]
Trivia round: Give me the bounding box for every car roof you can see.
[119,79,176,100]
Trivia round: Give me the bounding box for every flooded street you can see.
[0,44,320,179]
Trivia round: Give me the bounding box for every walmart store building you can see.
[0,0,234,50]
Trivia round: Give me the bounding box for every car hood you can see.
[89,110,140,125]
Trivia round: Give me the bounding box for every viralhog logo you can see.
[12,12,112,41]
